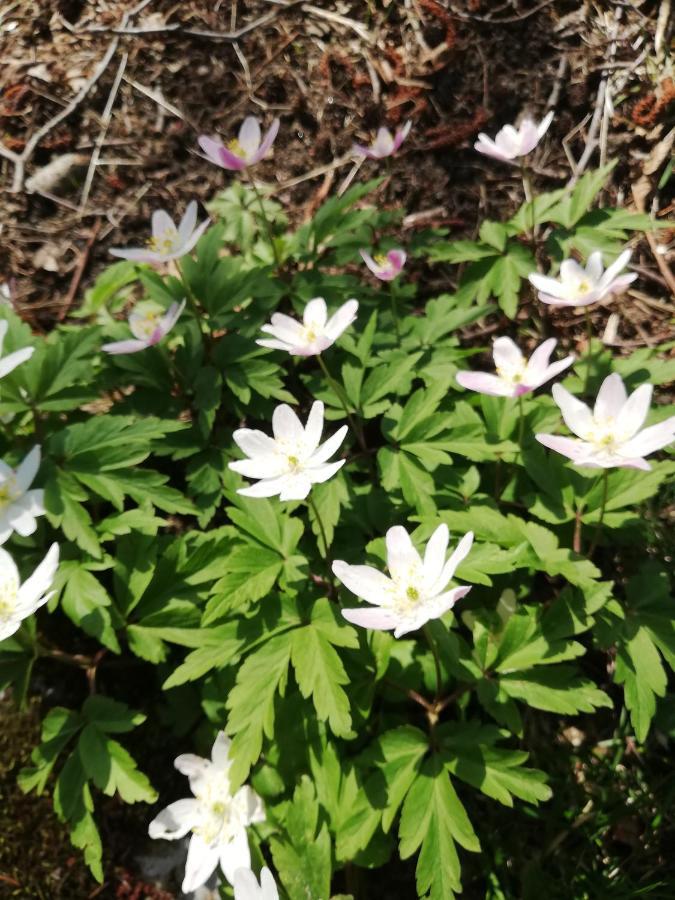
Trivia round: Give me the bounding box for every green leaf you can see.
[291,622,354,738]
[78,725,157,803]
[59,563,121,652]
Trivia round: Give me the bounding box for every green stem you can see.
[176,259,210,355]
[583,307,593,394]
[317,354,368,454]
[517,394,525,449]
[390,282,401,341]
[247,175,281,269]
[588,469,609,558]
[307,493,330,562]
[423,624,443,703]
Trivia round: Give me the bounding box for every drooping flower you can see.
[537,372,675,471]
[353,121,412,160]
[528,250,636,308]
[234,867,279,900]
[333,524,473,638]
[257,297,358,357]
[0,320,34,379]
[456,336,575,398]
[149,732,265,893]
[229,401,347,501]
[360,248,406,282]
[474,111,554,163]
[0,543,59,642]
[198,117,280,172]
[110,202,210,264]
[102,300,186,355]
[0,446,45,545]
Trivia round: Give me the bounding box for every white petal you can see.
[0,346,34,378]
[525,338,557,378]
[177,201,198,243]
[492,336,524,372]
[219,826,251,885]
[385,526,422,582]
[303,297,327,329]
[309,425,347,466]
[15,445,40,493]
[456,371,514,397]
[238,116,262,157]
[342,606,399,632]
[426,585,472,621]
[261,313,305,344]
[536,110,554,138]
[16,543,58,613]
[422,524,449,589]
[304,401,325,452]
[619,416,675,459]
[593,373,627,422]
[536,433,591,463]
[272,404,304,444]
[182,833,220,893]
[305,459,345,485]
[585,251,604,282]
[559,259,588,287]
[615,383,652,441]
[151,209,175,240]
[433,532,473,593]
[597,249,631,292]
[528,272,567,299]
[210,731,233,769]
[229,457,287,480]
[278,473,313,500]
[8,502,39,538]
[260,867,279,899]
[234,868,265,900]
[175,752,210,791]
[235,785,265,825]
[148,798,200,840]
[530,354,575,389]
[232,428,279,458]
[325,299,358,341]
[332,561,393,605]
[552,384,594,439]
[238,475,293,499]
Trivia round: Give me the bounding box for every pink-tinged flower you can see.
[528,250,636,308]
[229,400,347,501]
[257,297,358,357]
[198,116,280,172]
[474,111,554,163]
[0,320,33,379]
[537,373,675,471]
[353,121,412,160]
[334,524,473,639]
[149,732,265,893]
[360,248,406,282]
[110,202,209,264]
[456,336,574,398]
[102,299,185,355]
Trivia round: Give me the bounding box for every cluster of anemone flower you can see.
[2,108,674,899]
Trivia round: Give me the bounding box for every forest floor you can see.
[0,0,674,897]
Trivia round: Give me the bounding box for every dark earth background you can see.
[1,0,674,897]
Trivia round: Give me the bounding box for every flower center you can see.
[0,477,19,510]
[374,254,388,267]
[496,364,525,385]
[228,137,245,157]
[146,229,177,255]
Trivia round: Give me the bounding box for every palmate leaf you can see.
[270,776,332,900]
[399,755,480,900]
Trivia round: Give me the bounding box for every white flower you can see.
[234,867,279,900]
[148,732,265,893]
[0,446,45,545]
[474,111,553,162]
[0,543,59,642]
[537,372,675,471]
[0,320,34,379]
[456,336,575,397]
[352,121,412,159]
[257,297,358,357]
[334,524,473,638]
[229,401,347,501]
[528,250,636,308]
[101,299,186,355]
[110,201,210,264]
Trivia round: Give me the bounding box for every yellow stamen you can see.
[228,138,244,156]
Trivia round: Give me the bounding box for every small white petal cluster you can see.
[334,524,473,638]
[475,111,553,162]
[456,336,574,398]
[538,372,675,471]
[0,543,59,642]
[234,867,279,900]
[0,446,45,544]
[529,250,636,308]
[0,320,34,379]
[229,401,347,501]
[257,297,358,357]
[148,733,265,893]
[110,201,210,264]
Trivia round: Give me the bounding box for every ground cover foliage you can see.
[1,139,674,899]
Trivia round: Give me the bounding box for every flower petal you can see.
[342,606,399,632]
[492,336,524,372]
[0,346,34,378]
[422,524,449,589]
[456,371,513,397]
[332,562,393,605]
[148,798,200,841]
[238,116,261,157]
[536,433,590,462]
[593,373,627,422]
[385,526,422,582]
[303,297,328,329]
[305,459,345,485]
[232,428,279,458]
[16,542,58,614]
[238,475,295,499]
[272,404,304,444]
[304,401,325,452]
[597,249,632,292]
[615,382,652,441]
[434,531,473,591]
[309,425,347,466]
[619,415,675,459]
[552,384,594,439]
[101,338,149,354]
[218,826,251,885]
[182,833,220,893]
[525,338,557,377]
[151,209,174,240]
[325,299,358,340]
[251,118,280,164]
[15,446,40,493]
[278,473,313,500]
[427,585,472,621]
